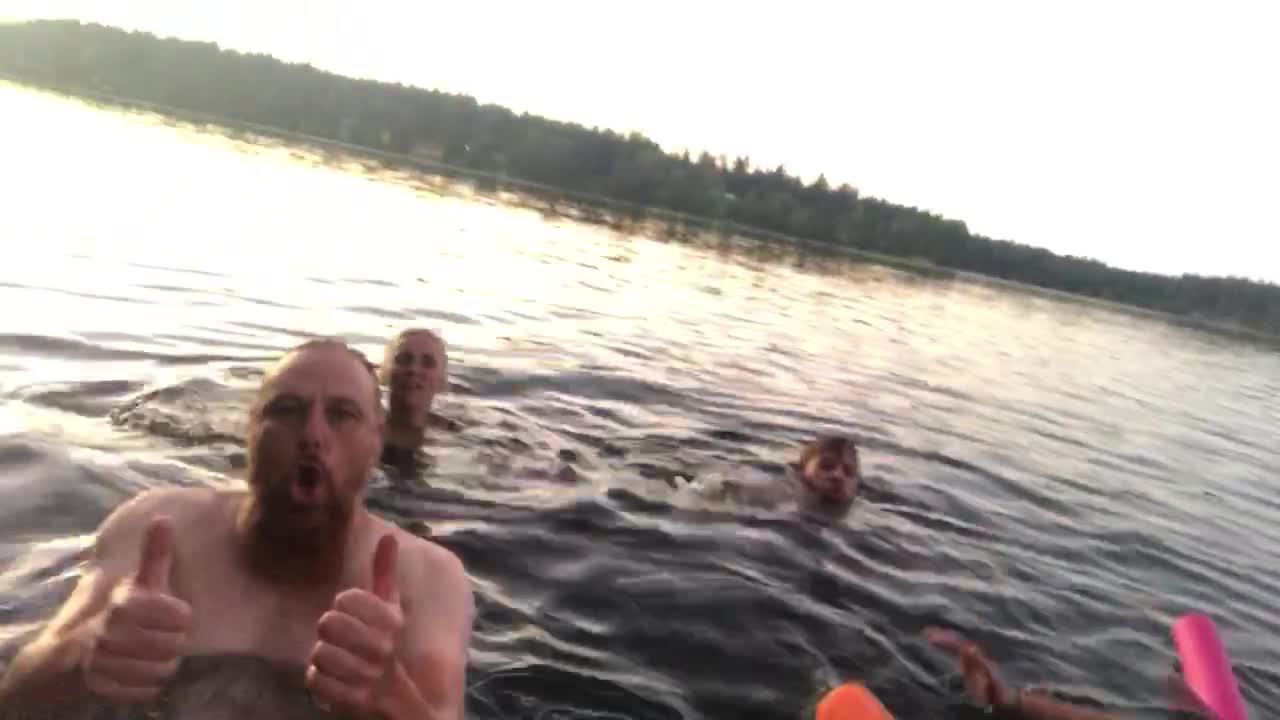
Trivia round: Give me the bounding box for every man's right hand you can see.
[924,626,1017,709]
[81,516,191,703]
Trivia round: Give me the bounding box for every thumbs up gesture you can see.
[307,534,405,713]
[83,516,192,702]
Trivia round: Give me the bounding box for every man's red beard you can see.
[247,461,354,560]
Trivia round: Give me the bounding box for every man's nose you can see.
[299,403,330,451]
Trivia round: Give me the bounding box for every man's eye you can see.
[266,401,301,416]
[329,407,358,422]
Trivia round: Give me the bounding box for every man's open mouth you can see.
[291,463,325,503]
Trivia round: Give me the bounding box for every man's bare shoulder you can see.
[87,486,238,578]
[98,486,222,536]
[369,518,473,668]
[372,519,467,589]
[413,535,466,588]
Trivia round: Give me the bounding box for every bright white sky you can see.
[3,0,1278,281]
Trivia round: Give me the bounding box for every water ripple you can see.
[1,83,1278,720]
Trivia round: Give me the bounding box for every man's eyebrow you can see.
[327,395,365,411]
[262,391,302,405]
[254,390,296,416]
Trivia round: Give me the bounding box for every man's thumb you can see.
[136,516,176,591]
[371,533,399,602]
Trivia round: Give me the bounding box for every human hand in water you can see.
[84,516,191,702]
[924,626,1020,710]
[307,534,405,713]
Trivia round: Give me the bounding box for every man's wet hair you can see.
[255,337,384,415]
[392,327,445,347]
[798,435,859,467]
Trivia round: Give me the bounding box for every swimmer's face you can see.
[801,446,860,505]
[382,331,447,419]
[248,344,384,535]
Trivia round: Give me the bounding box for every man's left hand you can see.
[307,534,403,715]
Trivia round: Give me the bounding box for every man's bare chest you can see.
[174,551,351,667]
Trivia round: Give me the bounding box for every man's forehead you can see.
[394,332,444,353]
[391,330,448,356]
[263,345,376,399]
[814,445,857,461]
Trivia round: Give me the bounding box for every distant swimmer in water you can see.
[0,338,474,720]
[794,435,861,509]
[924,627,1121,720]
[707,435,862,516]
[379,328,458,474]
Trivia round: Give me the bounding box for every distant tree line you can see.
[2,19,1278,335]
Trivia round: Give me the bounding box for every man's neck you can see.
[386,413,428,449]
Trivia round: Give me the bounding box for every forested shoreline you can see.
[2,19,1278,335]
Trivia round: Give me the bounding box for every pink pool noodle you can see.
[1172,613,1249,720]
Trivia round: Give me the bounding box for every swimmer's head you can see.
[380,328,447,428]
[797,435,861,505]
[246,338,385,541]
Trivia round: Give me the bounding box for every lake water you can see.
[0,82,1278,719]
